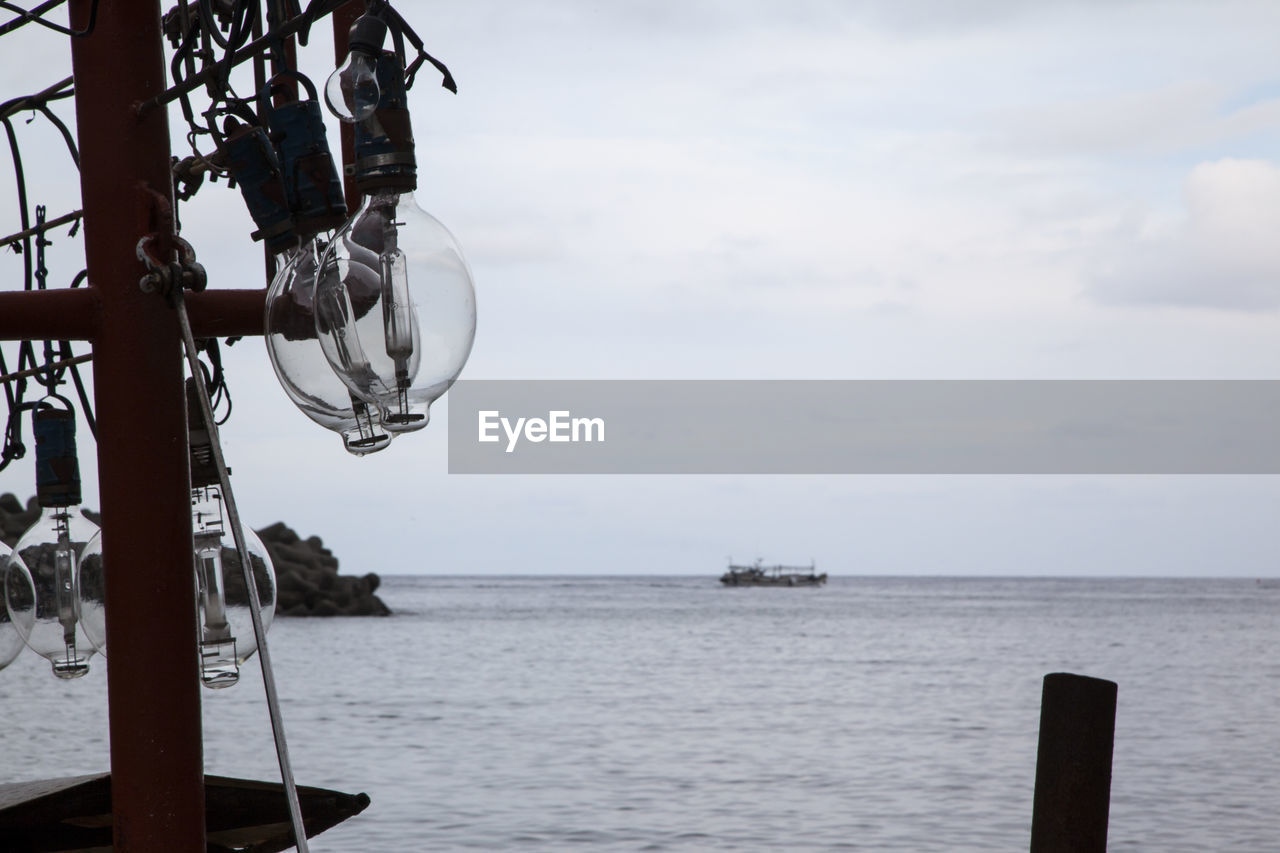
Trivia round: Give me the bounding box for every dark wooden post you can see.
[67,0,205,848]
[1030,672,1118,853]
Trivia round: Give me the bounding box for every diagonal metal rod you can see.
[0,351,91,384]
[171,285,311,853]
[0,208,82,246]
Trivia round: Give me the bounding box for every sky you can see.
[2,0,1280,575]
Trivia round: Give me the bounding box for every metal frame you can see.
[0,1,362,848]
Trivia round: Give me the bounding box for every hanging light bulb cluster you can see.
[220,70,402,455]
[254,5,474,450]
[3,403,101,678]
[314,44,476,432]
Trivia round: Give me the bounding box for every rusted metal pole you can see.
[1030,672,1118,853]
[68,0,206,848]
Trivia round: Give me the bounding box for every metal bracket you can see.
[136,233,208,295]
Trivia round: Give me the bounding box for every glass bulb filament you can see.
[54,511,75,640]
[192,486,240,688]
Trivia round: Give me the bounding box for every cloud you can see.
[1089,159,1280,311]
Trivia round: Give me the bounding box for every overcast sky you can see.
[2,0,1280,575]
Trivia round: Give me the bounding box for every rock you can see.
[0,494,391,617]
[254,522,389,617]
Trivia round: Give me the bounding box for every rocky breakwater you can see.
[0,494,390,617]
[256,522,390,617]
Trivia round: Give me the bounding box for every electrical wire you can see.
[1,80,94,458]
[0,0,96,39]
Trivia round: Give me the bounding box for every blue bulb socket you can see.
[223,123,297,254]
[34,408,80,508]
[268,98,348,238]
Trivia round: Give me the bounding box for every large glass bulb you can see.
[78,485,276,689]
[0,541,24,671]
[4,506,100,678]
[266,239,393,455]
[325,51,380,123]
[315,189,477,432]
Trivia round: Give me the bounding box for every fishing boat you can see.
[720,559,827,587]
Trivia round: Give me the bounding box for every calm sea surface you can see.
[2,576,1279,851]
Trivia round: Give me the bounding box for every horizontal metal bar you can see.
[0,287,267,342]
[0,287,98,340]
[0,208,83,246]
[186,288,268,338]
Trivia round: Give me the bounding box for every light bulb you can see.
[0,541,25,671]
[315,190,476,431]
[189,485,276,688]
[324,14,387,123]
[5,505,100,678]
[78,488,277,689]
[3,406,99,679]
[266,240,394,455]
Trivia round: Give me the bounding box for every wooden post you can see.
[1030,672,1118,853]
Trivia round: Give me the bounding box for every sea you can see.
[2,575,1278,852]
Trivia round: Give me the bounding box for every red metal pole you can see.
[68,0,206,848]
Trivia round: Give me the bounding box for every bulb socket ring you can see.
[346,152,417,173]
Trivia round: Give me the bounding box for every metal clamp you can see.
[137,233,208,295]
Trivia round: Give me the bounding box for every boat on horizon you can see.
[720,559,827,587]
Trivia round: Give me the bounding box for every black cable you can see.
[199,0,252,52]
[0,0,97,38]
[2,116,34,297]
[0,342,19,471]
[1,83,92,453]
